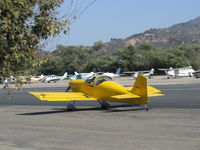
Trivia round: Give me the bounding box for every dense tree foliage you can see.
[35,43,200,75]
[0,0,69,76]
[1,1,200,77]
[1,0,200,78]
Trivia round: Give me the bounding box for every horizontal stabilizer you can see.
[29,92,97,101]
[147,85,161,93]
[111,94,140,99]
[126,85,163,97]
[148,93,165,97]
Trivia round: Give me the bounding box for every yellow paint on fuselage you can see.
[29,75,164,105]
[69,79,141,104]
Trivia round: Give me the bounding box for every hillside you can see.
[125,16,200,48]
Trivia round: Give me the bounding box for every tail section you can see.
[63,72,68,77]
[115,68,121,76]
[74,72,79,75]
[150,68,154,75]
[86,72,95,78]
[131,75,148,104]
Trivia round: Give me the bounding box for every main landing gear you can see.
[65,86,76,110]
[66,86,71,92]
[144,104,149,111]
[66,101,76,110]
[97,100,110,109]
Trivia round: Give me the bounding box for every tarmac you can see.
[0,76,200,150]
[1,75,199,88]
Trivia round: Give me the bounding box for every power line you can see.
[71,0,97,24]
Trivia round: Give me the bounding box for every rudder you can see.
[131,75,148,104]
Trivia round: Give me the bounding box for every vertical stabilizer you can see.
[150,68,154,75]
[63,72,68,77]
[115,68,121,76]
[131,75,148,104]
[74,72,79,75]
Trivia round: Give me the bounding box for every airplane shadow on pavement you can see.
[16,104,146,115]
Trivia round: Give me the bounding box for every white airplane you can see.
[79,72,96,79]
[59,72,68,80]
[159,66,195,79]
[124,68,154,79]
[69,72,95,80]
[100,68,121,78]
[42,72,68,83]
[42,75,60,83]
[30,75,45,82]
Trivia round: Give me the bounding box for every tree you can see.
[0,0,69,76]
[92,41,105,51]
[38,55,64,75]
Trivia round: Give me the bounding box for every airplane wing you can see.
[123,70,150,74]
[29,92,97,101]
[158,69,170,71]
[147,86,164,97]
[193,70,200,73]
[123,71,136,74]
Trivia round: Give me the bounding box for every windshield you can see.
[85,76,96,84]
[94,76,113,86]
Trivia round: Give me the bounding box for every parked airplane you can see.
[30,75,164,111]
[68,72,95,80]
[19,75,30,84]
[99,68,121,78]
[59,72,68,80]
[68,72,81,80]
[79,72,95,79]
[42,75,60,83]
[124,68,154,79]
[30,75,44,82]
[158,66,195,79]
[42,72,68,83]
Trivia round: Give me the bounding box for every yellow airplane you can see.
[30,75,164,111]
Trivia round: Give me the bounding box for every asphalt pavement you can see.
[0,78,200,150]
[1,82,200,109]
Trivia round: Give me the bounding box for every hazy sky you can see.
[45,0,200,50]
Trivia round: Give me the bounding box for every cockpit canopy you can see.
[85,76,113,86]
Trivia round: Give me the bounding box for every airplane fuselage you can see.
[70,80,127,99]
[69,78,142,104]
[166,68,194,77]
[29,75,163,110]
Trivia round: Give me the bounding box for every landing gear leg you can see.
[66,86,71,92]
[98,100,110,109]
[144,104,149,111]
[67,101,76,110]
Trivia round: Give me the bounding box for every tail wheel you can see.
[144,105,149,111]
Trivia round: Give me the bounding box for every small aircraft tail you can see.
[150,68,154,74]
[115,68,121,76]
[86,72,95,78]
[39,74,44,79]
[74,72,79,75]
[131,74,148,104]
[63,72,68,77]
